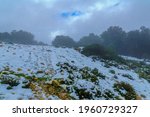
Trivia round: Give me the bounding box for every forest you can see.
[52,26,150,59]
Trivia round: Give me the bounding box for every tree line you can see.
[52,26,150,59]
[0,30,46,45]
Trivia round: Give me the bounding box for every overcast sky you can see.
[0,0,150,43]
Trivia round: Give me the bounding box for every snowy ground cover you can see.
[0,42,150,100]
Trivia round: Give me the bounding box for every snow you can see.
[121,55,144,61]
[121,55,150,65]
[0,42,150,100]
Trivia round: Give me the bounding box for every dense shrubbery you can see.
[0,30,45,45]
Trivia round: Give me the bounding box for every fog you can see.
[0,0,150,43]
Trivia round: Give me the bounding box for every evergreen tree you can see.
[52,35,76,48]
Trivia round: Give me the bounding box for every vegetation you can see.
[56,62,106,99]
[52,35,76,48]
[122,74,134,80]
[109,70,115,74]
[0,67,71,100]
[121,59,150,82]
[0,75,20,87]
[101,26,150,59]
[77,33,101,46]
[52,26,150,59]
[0,30,46,45]
[113,82,137,100]
[81,44,121,61]
[101,26,126,54]
[0,53,148,99]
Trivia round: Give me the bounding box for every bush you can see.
[74,88,93,99]
[113,82,136,100]
[109,70,116,74]
[0,75,20,87]
[81,44,119,60]
[103,89,115,99]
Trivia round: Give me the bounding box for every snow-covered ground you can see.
[0,43,53,99]
[50,47,150,99]
[121,55,150,65]
[0,42,150,100]
[0,43,53,74]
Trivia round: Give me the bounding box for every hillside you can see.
[0,42,150,100]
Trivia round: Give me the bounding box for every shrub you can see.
[0,75,20,87]
[113,82,136,100]
[74,87,93,99]
[102,89,115,100]
[109,70,116,74]
[7,86,13,90]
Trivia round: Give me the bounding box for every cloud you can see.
[49,30,65,41]
[0,0,149,43]
[33,0,57,8]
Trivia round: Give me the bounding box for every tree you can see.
[52,35,76,48]
[125,26,150,58]
[0,30,41,45]
[78,33,101,47]
[125,30,141,57]
[0,32,10,42]
[101,26,126,54]
[139,26,150,58]
[11,30,37,44]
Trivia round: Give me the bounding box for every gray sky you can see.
[0,0,150,43]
